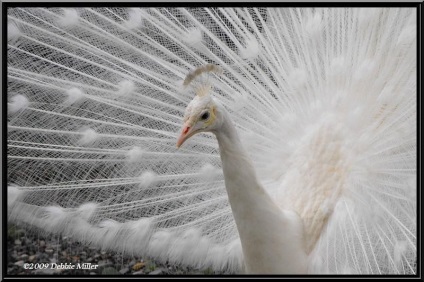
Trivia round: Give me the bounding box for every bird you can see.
[7,7,416,274]
[177,64,308,274]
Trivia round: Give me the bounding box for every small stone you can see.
[133,270,145,275]
[132,261,145,271]
[90,272,97,275]
[119,267,129,274]
[45,248,54,254]
[97,259,113,271]
[14,260,24,267]
[39,240,46,247]
[149,268,164,275]
[15,239,22,246]
[28,255,36,262]
[20,254,28,260]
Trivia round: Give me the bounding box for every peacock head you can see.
[176,64,224,148]
[176,84,221,148]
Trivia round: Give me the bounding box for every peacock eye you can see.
[201,111,210,121]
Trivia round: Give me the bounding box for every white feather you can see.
[8,94,29,114]
[76,202,98,221]
[122,218,152,254]
[138,170,157,188]
[148,230,174,259]
[40,206,69,233]
[126,146,144,162]
[240,36,259,60]
[8,186,23,207]
[57,9,79,27]
[358,8,380,27]
[289,69,307,89]
[65,88,84,105]
[397,25,417,47]
[175,79,186,94]
[353,59,377,83]
[184,28,203,47]
[394,240,408,268]
[304,12,322,40]
[117,80,135,96]
[78,128,98,146]
[97,219,122,250]
[198,163,219,181]
[123,8,144,30]
[8,22,20,41]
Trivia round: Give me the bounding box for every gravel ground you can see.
[7,224,216,276]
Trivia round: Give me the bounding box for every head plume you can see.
[183,64,222,97]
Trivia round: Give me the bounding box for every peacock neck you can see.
[214,109,264,203]
[213,108,308,274]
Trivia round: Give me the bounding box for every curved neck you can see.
[214,110,265,203]
[213,108,307,274]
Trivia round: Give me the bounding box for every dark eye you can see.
[201,111,210,120]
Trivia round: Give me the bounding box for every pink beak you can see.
[176,124,194,148]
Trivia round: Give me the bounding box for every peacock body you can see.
[7,7,416,274]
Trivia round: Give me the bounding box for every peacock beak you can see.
[176,123,196,148]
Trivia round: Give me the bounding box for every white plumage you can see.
[7,7,416,274]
